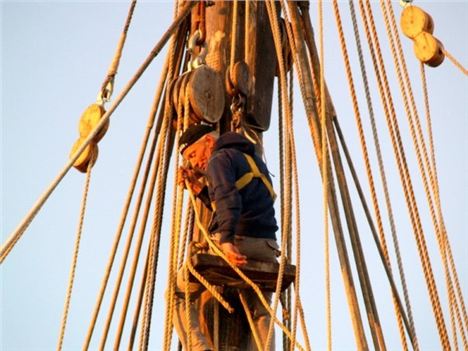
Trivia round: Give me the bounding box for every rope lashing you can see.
[0,0,198,266]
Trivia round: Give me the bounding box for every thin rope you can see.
[332,1,408,349]
[420,62,468,349]
[318,2,332,350]
[82,52,170,351]
[57,163,93,351]
[359,1,450,348]
[0,0,198,265]
[265,2,295,350]
[287,3,369,349]
[442,48,468,75]
[348,2,418,349]
[382,2,466,347]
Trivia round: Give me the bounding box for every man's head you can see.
[179,124,218,171]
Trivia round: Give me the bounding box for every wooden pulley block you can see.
[226,61,250,97]
[400,5,434,39]
[413,32,445,67]
[78,103,109,143]
[171,71,191,111]
[70,137,99,173]
[187,65,225,124]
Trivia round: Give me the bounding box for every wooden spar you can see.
[285,2,371,350]
[297,3,387,350]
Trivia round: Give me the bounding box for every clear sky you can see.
[2,1,467,350]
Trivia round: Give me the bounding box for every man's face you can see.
[182,135,214,172]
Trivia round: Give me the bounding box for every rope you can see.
[239,290,263,351]
[0,0,198,265]
[82,50,170,351]
[332,1,409,349]
[359,1,450,348]
[382,2,467,347]
[265,2,295,350]
[442,49,468,75]
[57,163,93,351]
[185,183,306,351]
[420,62,468,348]
[317,2,332,350]
[183,264,193,350]
[348,1,418,349]
[293,3,370,349]
[98,0,137,103]
[230,0,239,75]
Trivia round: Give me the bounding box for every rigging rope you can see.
[57,163,93,351]
[82,53,170,351]
[317,2,332,350]
[348,1,418,348]
[332,1,408,349]
[98,0,137,104]
[420,63,468,349]
[382,1,468,347]
[265,2,297,350]
[442,49,468,76]
[0,0,198,265]
[358,1,450,348]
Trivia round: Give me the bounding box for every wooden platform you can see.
[190,253,296,292]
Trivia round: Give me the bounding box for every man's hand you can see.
[220,242,247,266]
[177,166,204,194]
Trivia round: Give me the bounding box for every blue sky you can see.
[2,1,467,350]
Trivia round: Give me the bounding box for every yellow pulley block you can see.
[78,103,110,142]
[413,32,445,67]
[400,5,434,39]
[70,137,99,173]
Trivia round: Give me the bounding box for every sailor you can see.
[173,123,279,351]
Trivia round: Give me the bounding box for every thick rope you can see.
[57,163,93,351]
[442,49,468,76]
[332,1,408,349]
[348,2,418,349]
[0,0,198,265]
[359,1,450,348]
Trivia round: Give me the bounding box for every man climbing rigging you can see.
[173,123,279,351]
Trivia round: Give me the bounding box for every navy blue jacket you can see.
[204,132,278,244]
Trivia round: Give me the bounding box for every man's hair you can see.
[179,124,216,155]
